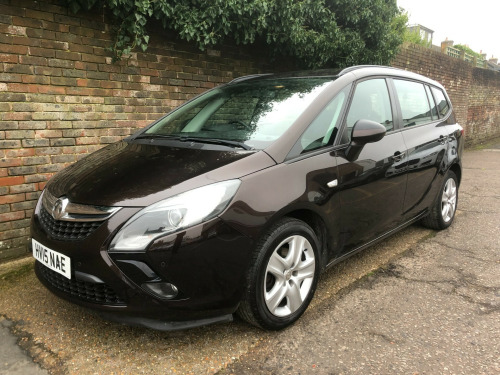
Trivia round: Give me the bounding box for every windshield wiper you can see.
[135,134,253,150]
[194,138,253,150]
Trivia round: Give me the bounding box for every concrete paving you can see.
[0,317,48,375]
[222,146,500,374]
[0,143,498,374]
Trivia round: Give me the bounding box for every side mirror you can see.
[345,119,386,161]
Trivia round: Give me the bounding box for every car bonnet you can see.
[45,140,275,207]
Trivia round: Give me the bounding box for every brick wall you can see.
[391,43,500,145]
[1,4,499,262]
[0,0,273,261]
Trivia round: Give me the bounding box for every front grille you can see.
[39,207,103,241]
[37,262,126,305]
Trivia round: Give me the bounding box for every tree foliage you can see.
[68,0,406,68]
[403,29,430,47]
[453,44,483,59]
[401,16,432,48]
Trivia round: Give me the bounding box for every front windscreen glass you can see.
[144,78,334,149]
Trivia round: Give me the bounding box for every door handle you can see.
[438,135,447,145]
[392,151,405,162]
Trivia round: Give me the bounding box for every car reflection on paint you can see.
[31,66,463,331]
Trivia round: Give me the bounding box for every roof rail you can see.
[338,65,380,75]
[229,73,273,84]
[338,65,404,76]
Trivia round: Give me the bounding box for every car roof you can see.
[230,65,445,90]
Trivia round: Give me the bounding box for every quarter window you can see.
[343,79,393,143]
[431,87,450,118]
[425,85,438,120]
[393,80,433,127]
[292,86,350,155]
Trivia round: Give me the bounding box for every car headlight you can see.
[109,180,241,251]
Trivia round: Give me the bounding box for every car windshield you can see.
[143,77,334,149]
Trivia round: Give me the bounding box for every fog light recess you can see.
[142,282,179,300]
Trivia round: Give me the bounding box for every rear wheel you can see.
[421,170,458,230]
[237,218,320,330]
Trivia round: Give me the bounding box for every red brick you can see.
[21,75,50,85]
[29,46,56,58]
[0,5,25,17]
[0,176,24,186]
[35,130,62,138]
[19,55,48,66]
[0,54,19,64]
[0,228,28,240]
[74,61,97,71]
[0,194,25,205]
[38,85,66,94]
[5,149,35,158]
[0,44,28,55]
[41,40,68,51]
[6,83,38,94]
[25,9,54,22]
[0,158,22,168]
[12,16,43,28]
[34,66,62,76]
[0,211,25,222]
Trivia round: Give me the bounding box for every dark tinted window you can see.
[393,80,433,127]
[431,87,450,117]
[344,79,393,143]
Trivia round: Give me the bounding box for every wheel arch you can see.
[449,162,462,187]
[282,209,331,271]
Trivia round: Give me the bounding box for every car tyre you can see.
[421,170,458,230]
[237,218,320,330]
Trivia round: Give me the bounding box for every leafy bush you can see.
[68,0,406,68]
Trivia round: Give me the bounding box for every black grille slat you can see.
[37,263,125,305]
[39,207,103,241]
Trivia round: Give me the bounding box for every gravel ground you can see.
[1,144,498,375]
[220,147,500,374]
[0,228,430,374]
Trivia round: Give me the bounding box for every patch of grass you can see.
[419,230,438,242]
[0,263,34,285]
[467,136,500,150]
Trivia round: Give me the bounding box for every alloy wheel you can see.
[441,177,457,223]
[264,235,316,317]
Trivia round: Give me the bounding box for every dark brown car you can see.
[31,66,463,330]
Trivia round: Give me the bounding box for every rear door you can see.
[390,79,451,219]
[335,77,408,254]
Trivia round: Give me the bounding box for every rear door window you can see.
[393,80,433,127]
[430,87,451,118]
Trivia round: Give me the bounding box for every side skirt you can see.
[325,210,428,270]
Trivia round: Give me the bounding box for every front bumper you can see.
[31,200,254,326]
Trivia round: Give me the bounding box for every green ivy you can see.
[68,0,406,69]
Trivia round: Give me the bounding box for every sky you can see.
[397,0,499,60]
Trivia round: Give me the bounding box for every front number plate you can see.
[32,239,71,280]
